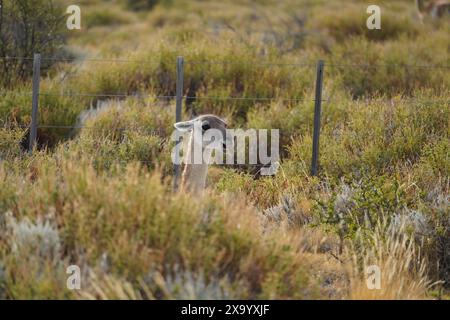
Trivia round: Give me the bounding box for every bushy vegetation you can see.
[0,0,66,87]
[0,0,449,299]
[121,0,173,12]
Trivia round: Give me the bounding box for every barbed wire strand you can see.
[31,93,450,104]
[0,56,163,64]
[39,92,177,99]
[1,122,167,131]
[37,125,165,133]
[0,91,319,102]
[1,90,447,105]
[184,96,314,102]
[185,60,316,68]
[326,63,450,70]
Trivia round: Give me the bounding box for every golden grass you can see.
[348,220,433,300]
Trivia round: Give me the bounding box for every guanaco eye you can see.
[202,122,211,131]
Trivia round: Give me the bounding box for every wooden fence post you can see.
[173,56,184,191]
[29,53,41,153]
[311,60,324,176]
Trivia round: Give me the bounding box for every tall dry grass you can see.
[348,219,433,300]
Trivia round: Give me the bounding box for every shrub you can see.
[314,176,408,240]
[0,0,66,87]
[0,85,91,147]
[287,97,449,178]
[0,160,324,299]
[79,268,242,300]
[84,9,132,28]
[63,99,173,173]
[1,214,70,299]
[124,0,171,11]
[328,33,450,97]
[348,218,431,299]
[71,40,314,122]
[7,215,61,261]
[0,127,26,159]
[313,3,418,42]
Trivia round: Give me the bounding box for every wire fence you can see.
[2,55,450,69]
[0,123,167,135]
[0,56,161,64]
[326,63,450,70]
[1,54,449,179]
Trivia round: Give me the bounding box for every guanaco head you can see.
[174,114,234,164]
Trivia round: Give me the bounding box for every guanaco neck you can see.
[181,132,211,194]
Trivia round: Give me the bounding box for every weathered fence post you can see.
[29,53,41,153]
[173,56,184,191]
[311,60,324,176]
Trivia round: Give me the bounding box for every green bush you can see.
[313,3,418,42]
[0,85,91,147]
[0,0,66,87]
[124,0,171,11]
[71,41,314,122]
[328,33,450,97]
[314,176,408,238]
[59,99,173,173]
[287,97,449,178]
[0,127,26,160]
[84,9,132,28]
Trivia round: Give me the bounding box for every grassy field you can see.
[0,0,449,299]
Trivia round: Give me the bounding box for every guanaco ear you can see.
[174,120,195,132]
